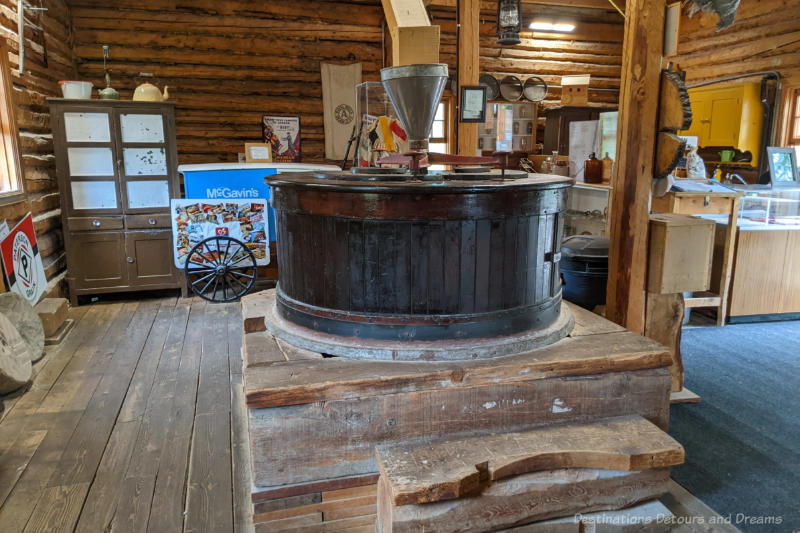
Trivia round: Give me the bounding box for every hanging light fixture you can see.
[496,0,522,45]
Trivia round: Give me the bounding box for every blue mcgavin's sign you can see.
[181,166,278,241]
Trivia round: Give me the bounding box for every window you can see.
[429,99,451,155]
[0,42,23,201]
[785,88,800,162]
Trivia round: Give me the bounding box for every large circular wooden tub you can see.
[266,170,574,360]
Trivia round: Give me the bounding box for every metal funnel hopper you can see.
[381,64,448,151]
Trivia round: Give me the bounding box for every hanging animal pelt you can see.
[684,0,741,31]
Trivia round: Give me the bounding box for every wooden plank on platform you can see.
[231,373,255,533]
[670,387,701,404]
[249,368,671,486]
[243,331,285,367]
[378,468,671,533]
[565,302,626,337]
[377,415,684,506]
[252,474,380,504]
[254,495,376,523]
[241,291,269,333]
[245,331,671,409]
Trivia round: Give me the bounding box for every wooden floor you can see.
[0,295,249,533]
[0,293,741,533]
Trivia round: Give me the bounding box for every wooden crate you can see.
[647,213,715,294]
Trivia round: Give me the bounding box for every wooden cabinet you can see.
[680,82,763,167]
[542,106,616,156]
[49,99,184,304]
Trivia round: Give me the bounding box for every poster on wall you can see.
[321,62,361,160]
[0,213,47,305]
[262,116,301,162]
[170,199,270,269]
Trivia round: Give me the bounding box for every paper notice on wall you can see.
[0,220,9,241]
[321,62,362,161]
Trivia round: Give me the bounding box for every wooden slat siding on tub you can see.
[244,331,671,408]
[376,415,684,506]
[248,368,671,487]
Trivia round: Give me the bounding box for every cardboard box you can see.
[648,213,715,294]
[561,74,590,105]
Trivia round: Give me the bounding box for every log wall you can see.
[69,1,623,164]
[432,6,624,118]
[0,0,76,297]
[69,0,386,165]
[673,0,800,86]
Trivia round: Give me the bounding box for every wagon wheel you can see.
[184,236,257,302]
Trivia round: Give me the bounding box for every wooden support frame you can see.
[605,0,665,334]
[456,0,479,155]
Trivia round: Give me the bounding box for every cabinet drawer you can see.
[126,214,171,229]
[68,216,124,231]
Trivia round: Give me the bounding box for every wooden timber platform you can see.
[242,291,739,532]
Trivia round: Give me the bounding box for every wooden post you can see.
[605,0,665,334]
[457,0,479,156]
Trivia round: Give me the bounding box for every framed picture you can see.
[460,86,487,123]
[244,143,273,163]
[767,147,799,188]
[262,116,301,162]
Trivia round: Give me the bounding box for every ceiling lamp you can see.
[497,0,522,45]
[529,20,576,32]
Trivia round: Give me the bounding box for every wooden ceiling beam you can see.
[429,0,624,11]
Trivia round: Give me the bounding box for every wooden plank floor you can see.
[0,295,248,533]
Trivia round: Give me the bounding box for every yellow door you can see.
[707,88,743,146]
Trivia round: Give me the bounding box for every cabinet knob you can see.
[92,219,101,227]
[126,257,135,263]
[148,218,157,225]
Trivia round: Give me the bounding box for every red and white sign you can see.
[1,213,47,305]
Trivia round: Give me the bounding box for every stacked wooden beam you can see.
[241,290,679,532]
[375,416,684,532]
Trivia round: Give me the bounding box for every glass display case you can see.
[737,188,800,230]
[477,102,536,155]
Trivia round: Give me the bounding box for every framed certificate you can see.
[460,86,487,123]
[244,142,273,163]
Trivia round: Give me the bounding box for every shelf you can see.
[573,181,612,191]
[684,291,721,309]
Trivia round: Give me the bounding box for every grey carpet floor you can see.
[669,319,800,533]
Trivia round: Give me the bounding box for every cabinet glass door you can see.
[62,109,121,214]
[116,111,173,212]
